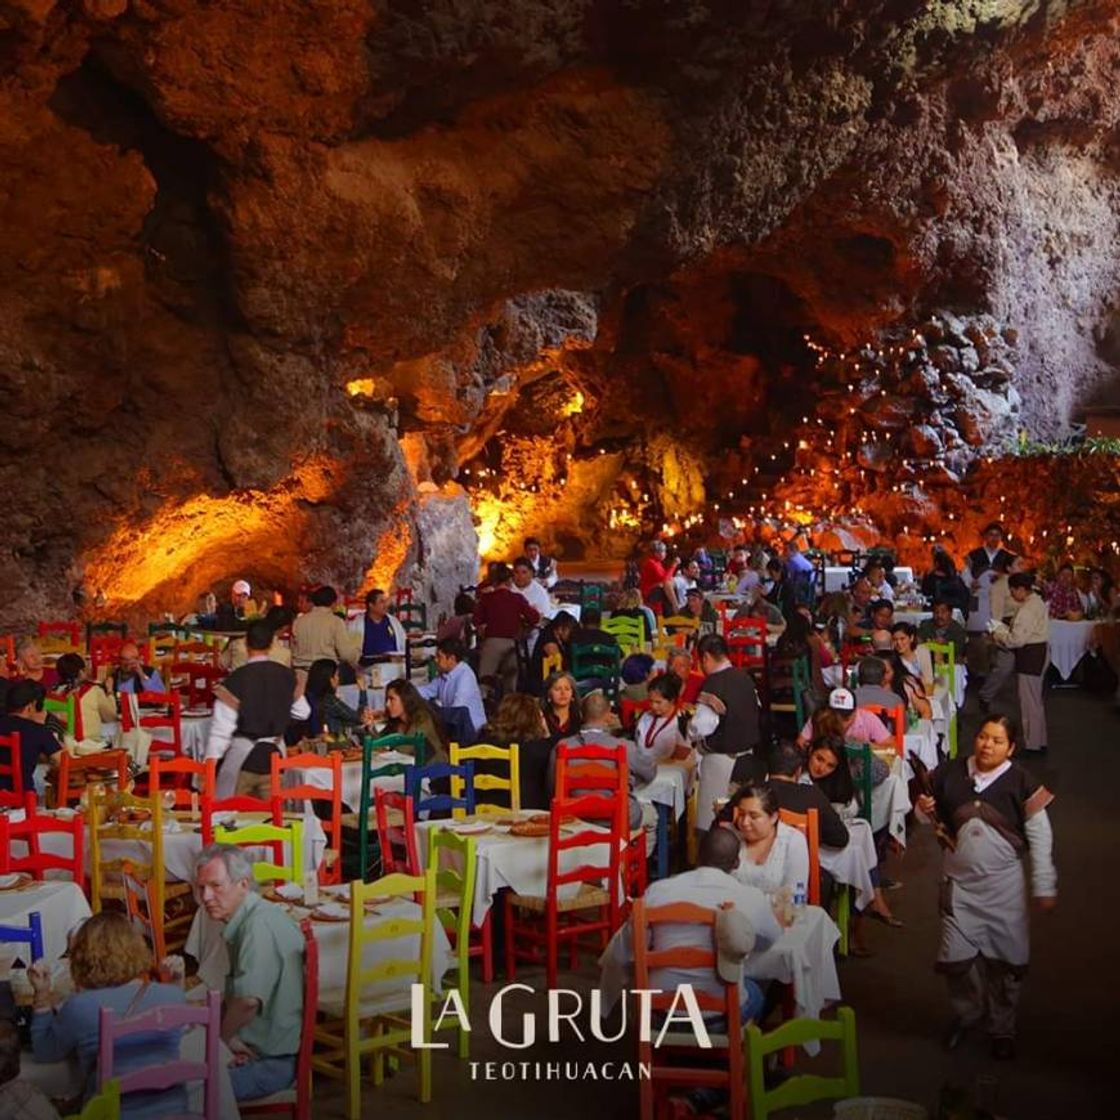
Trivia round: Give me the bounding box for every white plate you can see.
[0,873,24,889]
[272,881,304,901]
[446,821,491,835]
[311,902,350,921]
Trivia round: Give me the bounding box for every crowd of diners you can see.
[0,521,1088,1115]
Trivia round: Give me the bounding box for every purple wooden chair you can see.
[98,988,221,1120]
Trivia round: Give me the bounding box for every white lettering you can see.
[431,988,471,1038]
[633,988,661,1042]
[410,983,447,1049]
[548,988,585,1042]
[654,985,711,1049]
[490,983,536,1049]
[588,988,628,1043]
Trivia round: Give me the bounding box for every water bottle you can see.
[793,880,807,916]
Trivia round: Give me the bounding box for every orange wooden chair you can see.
[0,636,15,674]
[200,758,277,845]
[56,749,130,809]
[0,731,24,810]
[504,791,625,988]
[556,739,647,903]
[860,702,905,755]
[120,858,166,964]
[271,752,343,884]
[633,898,746,1120]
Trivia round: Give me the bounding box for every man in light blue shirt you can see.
[417,638,486,737]
[111,641,166,694]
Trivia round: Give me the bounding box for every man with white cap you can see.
[231,579,260,619]
[796,686,896,751]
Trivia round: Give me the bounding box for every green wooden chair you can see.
[924,639,958,759]
[570,642,622,703]
[67,1077,121,1120]
[579,581,603,614]
[429,827,479,1058]
[601,613,646,656]
[356,734,426,880]
[43,691,77,738]
[746,1006,860,1120]
[394,600,428,633]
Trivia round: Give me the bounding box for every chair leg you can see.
[780,986,796,1069]
[479,912,494,984]
[503,894,516,982]
[346,1036,361,1120]
[836,887,850,957]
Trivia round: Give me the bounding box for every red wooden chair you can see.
[727,618,767,670]
[0,795,86,887]
[633,898,746,1120]
[373,787,420,876]
[556,739,647,903]
[0,732,23,810]
[618,697,651,733]
[504,791,625,988]
[861,702,905,754]
[1,636,15,673]
[241,919,318,1120]
[271,752,343,884]
[150,756,210,810]
[98,989,221,1120]
[56,749,130,809]
[122,690,183,759]
[200,759,276,846]
[173,663,225,709]
[89,634,127,676]
[395,587,414,607]
[38,621,81,649]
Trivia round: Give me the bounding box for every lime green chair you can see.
[44,691,77,738]
[602,614,646,656]
[924,640,958,759]
[67,1078,121,1119]
[429,827,478,1058]
[214,819,303,884]
[746,1006,860,1120]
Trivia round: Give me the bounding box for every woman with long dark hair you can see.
[380,678,448,764]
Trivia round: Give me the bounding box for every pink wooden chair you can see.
[241,919,318,1120]
[98,988,221,1120]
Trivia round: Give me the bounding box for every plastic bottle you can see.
[793,880,807,915]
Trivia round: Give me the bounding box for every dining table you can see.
[415,812,615,927]
[1047,618,1099,681]
[633,762,691,880]
[0,880,92,966]
[185,887,454,1005]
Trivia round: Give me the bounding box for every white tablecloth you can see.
[824,567,915,593]
[903,720,939,774]
[817,818,877,912]
[869,760,911,844]
[634,764,689,819]
[1048,619,1097,681]
[416,815,613,926]
[98,715,212,762]
[0,881,91,966]
[186,895,453,1007]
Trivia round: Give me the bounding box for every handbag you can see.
[1013,642,1047,676]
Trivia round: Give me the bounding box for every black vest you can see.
[700,664,759,756]
[225,660,296,741]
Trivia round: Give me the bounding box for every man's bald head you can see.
[699,824,741,874]
[581,691,613,725]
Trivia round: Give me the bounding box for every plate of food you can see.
[509,820,550,838]
[264,882,305,904]
[445,820,491,835]
[310,902,351,923]
[0,872,33,891]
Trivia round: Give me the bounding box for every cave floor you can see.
[310,684,1113,1120]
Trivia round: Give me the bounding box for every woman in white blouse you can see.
[719,783,809,901]
[633,674,691,764]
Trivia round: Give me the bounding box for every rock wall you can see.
[2,1,1120,627]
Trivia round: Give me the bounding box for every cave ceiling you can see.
[2,0,1120,626]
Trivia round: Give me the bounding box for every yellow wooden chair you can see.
[213,819,303,884]
[449,742,520,819]
[89,789,194,954]
[601,614,646,657]
[429,828,478,1058]
[66,1078,121,1120]
[312,866,437,1119]
[541,650,563,682]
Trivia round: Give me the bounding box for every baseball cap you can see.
[828,687,855,712]
[232,580,251,596]
[714,906,756,983]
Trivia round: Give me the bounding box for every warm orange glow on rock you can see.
[346,378,377,397]
[360,506,414,593]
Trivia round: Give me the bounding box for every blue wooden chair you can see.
[0,910,44,962]
[406,761,476,817]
